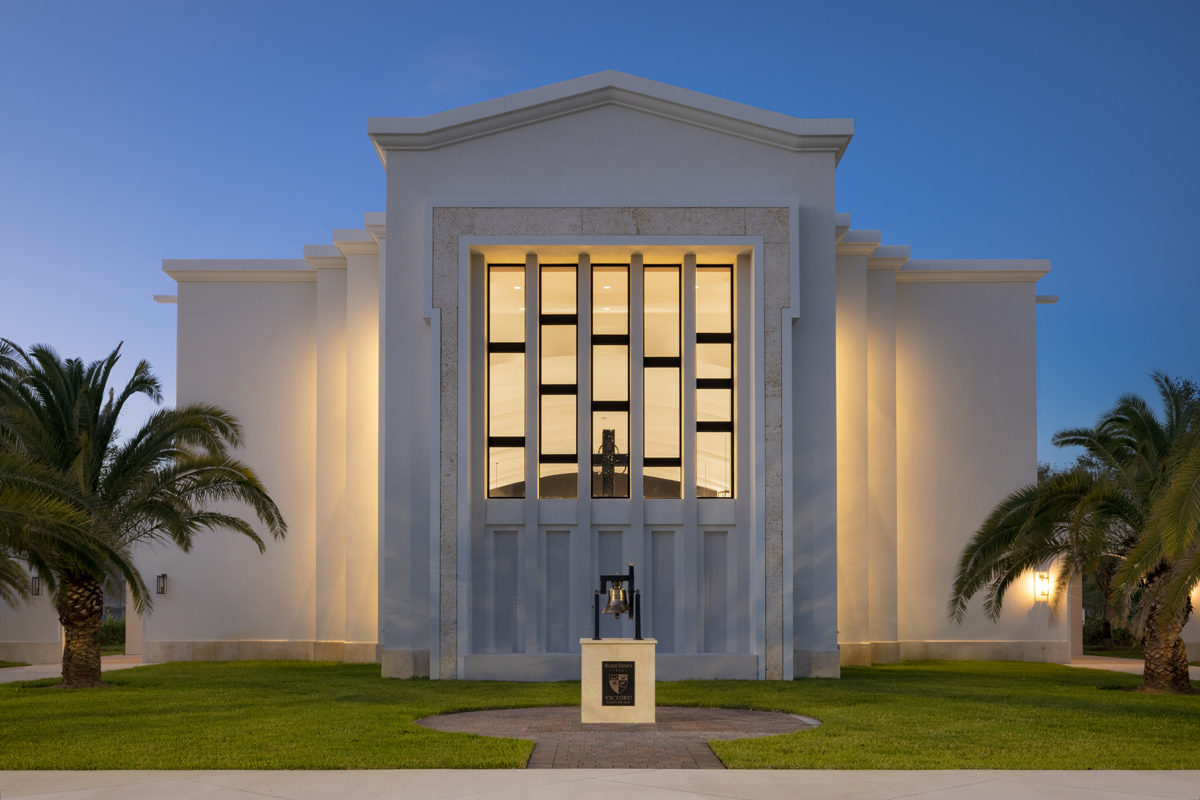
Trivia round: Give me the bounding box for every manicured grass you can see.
[99,644,124,657]
[0,660,1196,769]
[0,661,28,669]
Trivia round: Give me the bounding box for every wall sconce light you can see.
[1035,572,1050,600]
[156,574,168,595]
[31,575,41,596]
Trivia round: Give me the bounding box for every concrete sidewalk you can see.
[2,769,1199,799]
[1066,653,1200,680]
[0,653,144,684]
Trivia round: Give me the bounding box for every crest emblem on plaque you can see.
[601,661,635,706]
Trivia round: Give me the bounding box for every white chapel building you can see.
[5,72,1104,678]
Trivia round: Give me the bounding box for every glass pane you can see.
[489,266,525,342]
[489,447,525,498]
[644,266,679,358]
[644,466,681,499]
[541,265,576,314]
[541,325,576,385]
[592,345,628,402]
[540,393,576,455]
[697,389,732,422]
[696,267,732,334]
[696,344,732,380]
[488,352,524,437]
[593,266,628,335]
[644,368,680,458]
[592,411,629,498]
[696,432,733,498]
[539,463,577,499]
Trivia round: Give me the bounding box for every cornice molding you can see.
[304,244,347,270]
[868,245,909,271]
[369,72,853,165]
[898,259,1050,284]
[152,295,177,304]
[163,259,315,284]
[897,270,1048,284]
[1036,295,1060,304]
[835,229,882,257]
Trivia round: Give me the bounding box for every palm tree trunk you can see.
[1140,600,1195,694]
[56,573,104,688]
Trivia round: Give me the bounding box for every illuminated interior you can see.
[485,256,735,500]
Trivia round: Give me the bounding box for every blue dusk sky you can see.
[1,0,1196,467]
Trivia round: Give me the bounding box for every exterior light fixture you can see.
[31,575,41,596]
[593,562,642,640]
[1035,571,1050,600]
[156,574,168,595]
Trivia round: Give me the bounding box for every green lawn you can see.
[0,660,1196,770]
[0,661,28,669]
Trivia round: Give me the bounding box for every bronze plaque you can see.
[601,660,635,706]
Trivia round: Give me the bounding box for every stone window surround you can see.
[431,206,790,679]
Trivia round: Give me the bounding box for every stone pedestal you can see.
[580,638,656,723]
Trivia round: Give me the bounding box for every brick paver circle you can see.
[416,706,820,769]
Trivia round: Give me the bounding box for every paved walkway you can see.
[417,706,818,769]
[0,653,143,684]
[1066,653,1200,680]
[3,769,1199,799]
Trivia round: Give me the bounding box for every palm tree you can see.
[949,373,1199,694]
[0,340,286,688]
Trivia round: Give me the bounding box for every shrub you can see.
[97,615,126,646]
[1083,617,1136,648]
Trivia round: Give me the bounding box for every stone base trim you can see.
[839,642,872,667]
[144,640,380,664]
[0,642,59,665]
[793,649,840,678]
[870,641,900,664]
[381,648,431,679]
[898,640,1069,664]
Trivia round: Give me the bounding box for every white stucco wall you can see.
[141,274,318,660]
[895,267,1067,660]
[0,581,60,664]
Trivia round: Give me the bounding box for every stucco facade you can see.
[9,72,1184,676]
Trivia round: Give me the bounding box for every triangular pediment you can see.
[368,71,853,164]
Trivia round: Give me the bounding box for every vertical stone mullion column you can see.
[681,254,699,655]
[629,254,646,603]
[522,253,540,654]
[573,252,593,651]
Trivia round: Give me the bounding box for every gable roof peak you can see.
[368,71,853,164]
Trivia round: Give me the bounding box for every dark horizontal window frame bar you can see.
[591,334,630,346]
[696,264,734,270]
[591,400,630,412]
[539,453,578,464]
[488,436,526,448]
[540,314,578,325]
[643,356,681,369]
[644,457,682,468]
[591,263,630,268]
[540,384,578,396]
[488,341,526,353]
[696,332,734,344]
[489,263,526,267]
[697,378,734,390]
[696,421,734,433]
[644,263,682,269]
